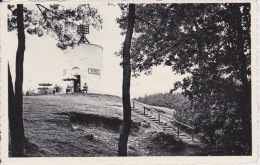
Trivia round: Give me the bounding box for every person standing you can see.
[66,84,70,93]
[83,83,88,94]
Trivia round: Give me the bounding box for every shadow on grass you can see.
[69,112,123,131]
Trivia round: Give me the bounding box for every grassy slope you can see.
[22,94,202,157]
[23,94,125,157]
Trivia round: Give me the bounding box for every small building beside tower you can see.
[62,24,103,94]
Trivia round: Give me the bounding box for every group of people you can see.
[66,82,88,94]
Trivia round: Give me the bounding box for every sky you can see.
[7,4,184,98]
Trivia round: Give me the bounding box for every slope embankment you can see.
[21,94,204,157]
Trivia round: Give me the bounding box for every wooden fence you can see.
[132,101,195,141]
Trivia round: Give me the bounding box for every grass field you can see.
[20,94,203,157]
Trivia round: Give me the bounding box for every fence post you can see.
[144,107,146,116]
[132,101,135,111]
[192,130,194,141]
[158,113,160,125]
[177,125,179,138]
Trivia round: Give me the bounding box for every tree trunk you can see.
[238,37,251,153]
[118,4,135,156]
[9,64,24,156]
[234,5,251,154]
[224,4,251,154]
[238,34,251,154]
[9,4,26,157]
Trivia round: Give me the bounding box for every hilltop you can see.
[21,94,204,156]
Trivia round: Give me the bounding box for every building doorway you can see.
[71,67,81,93]
[73,75,81,93]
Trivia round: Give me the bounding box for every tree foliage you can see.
[8,4,102,49]
[117,3,251,155]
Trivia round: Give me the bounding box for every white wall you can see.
[62,44,103,93]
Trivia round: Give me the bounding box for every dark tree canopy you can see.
[117,3,251,155]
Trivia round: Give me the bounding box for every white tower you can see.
[62,24,103,94]
[62,44,103,93]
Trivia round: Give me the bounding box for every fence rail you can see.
[132,101,195,141]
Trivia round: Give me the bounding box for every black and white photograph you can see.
[0,0,258,164]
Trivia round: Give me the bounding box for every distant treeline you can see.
[134,93,193,125]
